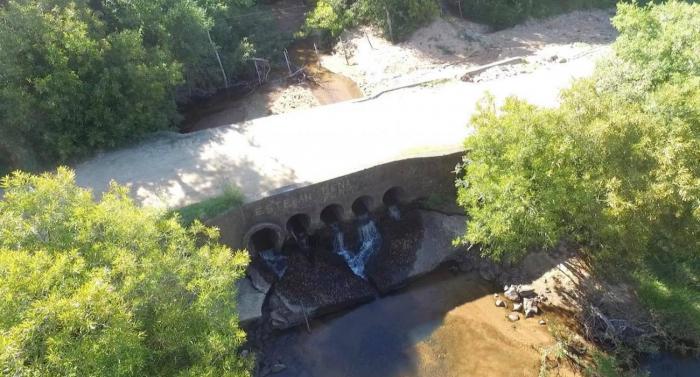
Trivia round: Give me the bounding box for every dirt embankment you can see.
[183,9,616,132]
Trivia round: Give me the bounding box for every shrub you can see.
[303,0,440,42]
[457,0,616,30]
[456,1,700,344]
[0,168,252,376]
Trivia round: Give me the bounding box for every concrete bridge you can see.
[208,152,462,253]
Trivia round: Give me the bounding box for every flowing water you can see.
[330,218,382,279]
[259,249,288,278]
[263,269,564,377]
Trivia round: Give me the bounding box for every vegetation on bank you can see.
[456,0,616,29]
[172,185,245,226]
[0,0,288,174]
[456,0,699,365]
[0,168,252,376]
[302,0,439,42]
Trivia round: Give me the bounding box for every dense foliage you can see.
[0,0,286,173]
[456,0,615,29]
[0,168,251,376]
[457,1,699,345]
[303,0,439,42]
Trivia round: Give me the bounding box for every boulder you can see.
[513,303,523,312]
[517,284,536,297]
[235,278,267,326]
[524,298,539,317]
[507,312,520,322]
[495,299,506,307]
[504,285,520,301]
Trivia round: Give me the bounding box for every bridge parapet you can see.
[207,152,463,253]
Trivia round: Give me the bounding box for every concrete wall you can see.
[207,152,463,252]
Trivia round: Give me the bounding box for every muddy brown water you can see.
[262,269,564,377]
[179,40,362,133]
[287,40,363,105]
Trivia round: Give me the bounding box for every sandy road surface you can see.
[74,48,608,208]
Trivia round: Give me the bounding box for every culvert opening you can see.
[382,187,406,207]
[383,187,406,221]
[321,204,345,225]
[286,213,311,250]
[286,213,311,234]
[249,227,279,254]
[351,196,374,216]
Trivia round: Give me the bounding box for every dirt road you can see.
[73,47,608,208]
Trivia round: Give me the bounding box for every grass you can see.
[171,185,244,226]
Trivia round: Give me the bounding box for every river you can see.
[262,269,569,377]
[179,40,362,133]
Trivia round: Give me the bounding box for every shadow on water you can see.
[264,269,495,377]
[641,354,700,377]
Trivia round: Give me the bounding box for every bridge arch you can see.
[351,196,374,216]
[243,223,284,255]
[286,213,311,234]
[320,204,345,225]
[382,186,406,207]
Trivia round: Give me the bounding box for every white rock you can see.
[524,298,539,317]
[495,299,506,307]
[507,312,520,322]
[504,286,520,301]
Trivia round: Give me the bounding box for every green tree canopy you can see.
[456,1,699,344]
[0,0,284,173]
[0,168,252,376]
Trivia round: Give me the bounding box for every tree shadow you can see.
[263,269,493,377]
[73,125,301,208]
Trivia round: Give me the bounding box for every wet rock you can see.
[495,299,506,307]
[524,298,539,317]
[513,303,523,312]
[507,312,520,322]
[248,264,273,293]
[370,209,465,293]
[504,285,520,301]
[236,278,267,326]
[270,363,287,374]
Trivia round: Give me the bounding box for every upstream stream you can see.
[180,40,362,133]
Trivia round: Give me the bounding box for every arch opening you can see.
[249,227,279,255]
[286,213,311,250]
[286,213,311,234]
[351,196,374,216]
[382,186,406,207]
[320,204,345,225]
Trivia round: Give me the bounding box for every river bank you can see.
[176,9,616,134]
[257,269,576,377]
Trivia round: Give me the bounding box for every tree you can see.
[0,168,252,376]
[456,1,699,343]
[0,0,286,172]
